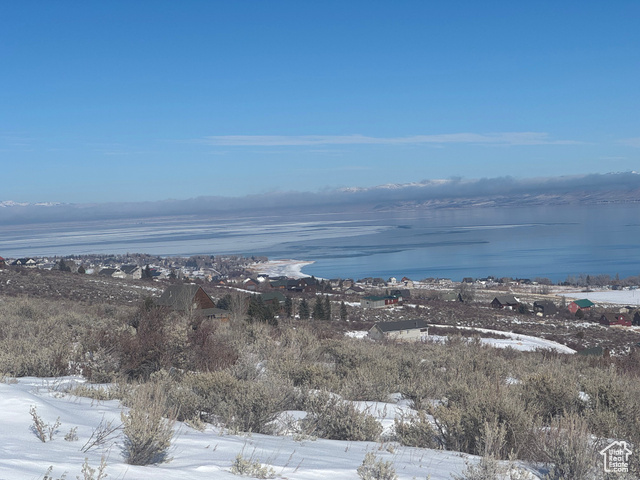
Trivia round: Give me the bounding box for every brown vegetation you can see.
[2,268,640,476]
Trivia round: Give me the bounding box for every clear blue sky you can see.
[1,1,639,203]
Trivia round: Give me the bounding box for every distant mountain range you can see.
[0,201,63,208]
[2,172,639,224]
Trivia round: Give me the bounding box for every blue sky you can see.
[1,1,639,204]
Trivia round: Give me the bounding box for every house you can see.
[242,278,259,291]
[295,277,319,293]
[156,284,224,320]
[120,265,142,280]
[533,300,557,316]
[567,299,595,315]
[401,277,414,287]
[269,277,292,289]
[441,292,463,302]
[345,285,365,295]
[0,256,6,268]
[361,295,399,309]
[260,291,286,307]
[390,289,411,300]
[490,295,520,310]
[11,258,38,268]
[98,268,126,279]
[599,313,631,327]
[368,319,429,342]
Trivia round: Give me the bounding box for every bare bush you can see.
[534,414,597,480]
[81,415,121,453]
[394,410,440,448]
[230,452,276,478]
[29,405,61,442]
[301,391,382,442]
[121,382,176,465]
[357,452,397,480]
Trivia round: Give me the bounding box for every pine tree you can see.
[299,299,310,320]
[284,296,293,318]
[313,297,324,320]
[324,296,331,321]
[143,264,153,280]
[340,301,348,321]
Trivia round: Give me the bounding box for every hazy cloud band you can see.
[202,132,579,147]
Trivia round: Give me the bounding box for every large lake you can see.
[1,203,639,282]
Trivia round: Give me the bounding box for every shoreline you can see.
[246,259,315,279]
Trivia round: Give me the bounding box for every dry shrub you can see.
[121,381,176,465]
[161,370,296,433]
[533,414,597,480]
[285,363,338,390]
[431,381,537,459]
[520,366,583,420]
[186,318,238,371]
[579,364,640,476]
[0,297,77,376]
[394,410,440,448]
[118,307,188,379]
[301,391,382,441]
[230,453,276,478]
[357,452,397,480]
[323,339,403,401]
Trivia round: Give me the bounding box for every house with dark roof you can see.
[260,291,286,307]
[98,267,126,279]
[242,278,259,291]
[369,319,429,342]
[599,313,631,327]
[390,289,411,300]
[156,284,226,320]
[361,295,399,308]
[490,295,520,310]
[533,300,557,316]
[0,257,6,268]
[120,265,142,280]
[567,299,595,315]
[345,285,365,295]
[11,258,37,268]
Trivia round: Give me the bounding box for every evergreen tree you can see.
[324,296,331,320]
[217,294,232,310]
[247,296,277,325]
[299,298,310,320]
[284,296,293,318]
[340,301,348,321]
[58,259,71,272]
[142,264,153,280]
[313,296,325,320]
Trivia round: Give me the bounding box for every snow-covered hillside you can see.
[0,377,540,480]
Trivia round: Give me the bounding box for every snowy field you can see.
[0,376,545,480]
[347,327,576,354]
[557,289,640,306]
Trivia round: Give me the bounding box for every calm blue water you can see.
[1,204,639,282]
